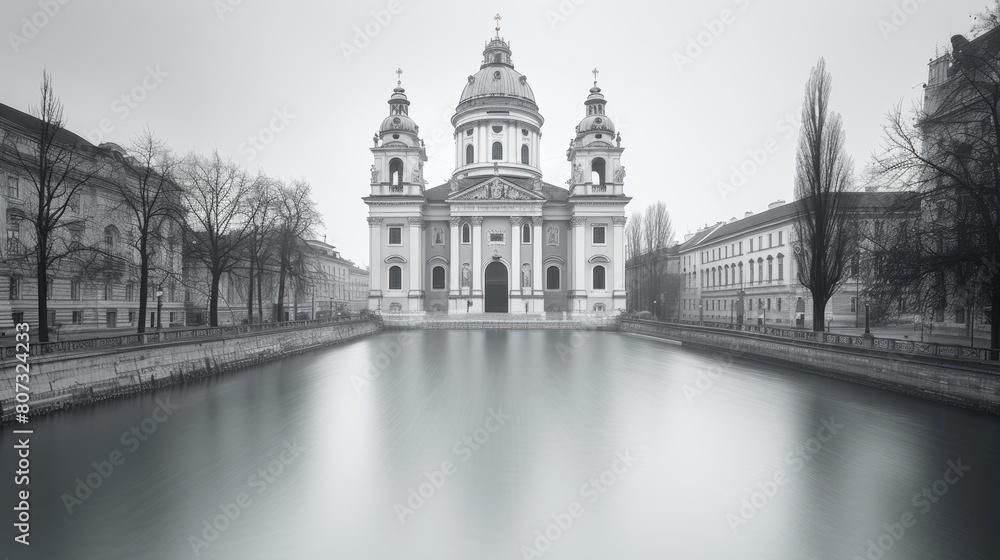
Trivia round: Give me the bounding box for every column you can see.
[408,217,423,296]
[571,217,587,306]
[532,217,543,296]
[612,216,626,292]
[449,217,460,299]
[510,217,522,300]
[367,217,382,309]
[472,216,483,296]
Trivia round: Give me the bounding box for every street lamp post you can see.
[864,303,871,335]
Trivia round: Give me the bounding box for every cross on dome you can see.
[592,68,599,86]
[494,13,502,37]
[396,67,403,87]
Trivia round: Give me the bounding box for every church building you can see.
[365,24,630,314]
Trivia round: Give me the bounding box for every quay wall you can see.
[621,319,1000,415]
[0,318,382,420]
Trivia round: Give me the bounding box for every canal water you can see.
[3,330,999,559]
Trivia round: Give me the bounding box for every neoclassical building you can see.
[365,30,630,314]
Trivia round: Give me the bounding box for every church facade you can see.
[364,31,630,314]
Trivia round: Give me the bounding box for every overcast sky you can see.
[1,0,988,264]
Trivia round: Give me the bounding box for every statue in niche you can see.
[433,227,444,245]
[370,164,379,183]
[461,263,471,288]
[573,162,583,183]
[615,165,626,183]
[412,160,423,183]
[521,264,531,288]
[546,226,559,245]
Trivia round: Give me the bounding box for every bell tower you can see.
[370,69,427,197]
[567,69,626,197]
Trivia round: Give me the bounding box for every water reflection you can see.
[2,330,998,559]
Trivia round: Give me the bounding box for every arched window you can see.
[767,256,773,281]
[593,266,606,290]
[777,254,784,280]
[591,158,606,185]
[749,260,755,284]
[492,142,503,160]
[711,268,717,287]
[388,158,404,186]
[431,266,446,290]
[738,262,744,284]
[465,145,474,165]
[546,266,560,290]
[104,225,118,250]
[521,223,531,243]
[521,144,530,165]
[461,223,471,244]
[724,265,729,286]
[388,266,402,290]
[757,258,764,283]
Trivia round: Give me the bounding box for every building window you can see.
[492,142,503,160]
[749,239,753,252]
[70,280,80,300]
[104,283,112,300]
[9,277,20,300]
[6,176,18,199]
[767,256,773,281]
[466,144,474,165]
[432,266,446,290]
[778,231,783,245]
[767,298,771,311]
[521,144,530,165]
[593,225,606,245]
[739,241,743,254]
[768,233,773,248]
[546,266,560,290]
[851,297,857,313]
[777,255,784,281]
[6,226,19,253]
[777,298,782,312]
[126,282,134,302]
[522,223,531,243]
[104,225,118,250]
[462,223,471,244]
[72,311,83,325]
[388,266,402,290]
[956,307,966,324]
[593,266,606,290]
[748,261,754,284]
[758,259,764,283]
[46,278,54,300]
[388,226,402,245]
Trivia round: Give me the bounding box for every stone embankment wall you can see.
[621,319,1000,415]
[0,319,382,420]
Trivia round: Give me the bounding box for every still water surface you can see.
[3,330,999,559]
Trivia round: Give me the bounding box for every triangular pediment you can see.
[447,177,545,202]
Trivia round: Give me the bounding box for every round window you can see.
[595,117,603,124]
[392,133,400,139]
[521,129,528,136]
[493,70,501,80]
[393,117,401,125]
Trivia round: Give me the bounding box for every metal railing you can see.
[622,317,999,363]
[2,314,382,360]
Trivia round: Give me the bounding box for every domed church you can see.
[364,21,630,315]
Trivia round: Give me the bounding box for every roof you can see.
[676,191,911,253]
[423,175,569,203]
[0,101,96,150]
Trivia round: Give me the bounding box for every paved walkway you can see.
[829,326,992,348]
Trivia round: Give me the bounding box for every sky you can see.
[0,0,989,265]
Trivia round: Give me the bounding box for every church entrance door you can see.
[484,262,509,313]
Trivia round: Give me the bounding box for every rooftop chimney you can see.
[744,211,754,218]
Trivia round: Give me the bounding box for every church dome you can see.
[379,114,418,135]
[378,86,420,139]
[574,84,616,141]
[458,38,535,105]
[577,114,615,135]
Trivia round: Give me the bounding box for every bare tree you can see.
[180,151,260,326]
[793,58,854,332]
[871,30,1000,357]
[111,129,183,333]
[273,179,321,322]
[2,71,104,342]
[241,178,279,324]
[625,211,643,260]
[642,201,674,253]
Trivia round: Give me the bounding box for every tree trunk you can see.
[256,261,264,324]
[991,271,1000,360]
[276,263,287,323]
[813,296,826,333]
[137,235,149,334]
[209,269,221,327]
[36,241,49,343]
[247,249,254,325]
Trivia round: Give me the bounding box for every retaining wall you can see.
[0,318,382,420]
[621,319,1000,415]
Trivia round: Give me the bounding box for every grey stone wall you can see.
[0,319,382,420]
[621,319,1000,415]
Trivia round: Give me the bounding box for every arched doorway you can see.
[484,261,508,313]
